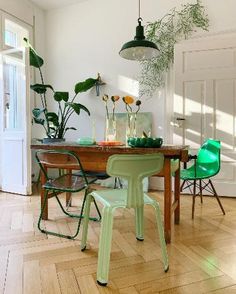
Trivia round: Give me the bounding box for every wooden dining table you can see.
[31,141,188,243]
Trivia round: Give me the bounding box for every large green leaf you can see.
[46,112,59,127]
[67,103,90,116]
[29,47,44,68]
[33,117,45,125]
[32,108,45,118]
[31,84,54,94]
[24,38,44,68]
[54,92,69,102]
[74,78,97,94]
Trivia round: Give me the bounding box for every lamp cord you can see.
[138,0,142,23]
[139,0,140,19]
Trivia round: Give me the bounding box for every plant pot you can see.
[42,138,66,144]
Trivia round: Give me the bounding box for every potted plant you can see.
[24,38,97,142]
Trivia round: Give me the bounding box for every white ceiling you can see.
[30,0,86,10]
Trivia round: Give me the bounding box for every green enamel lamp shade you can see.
[119,18,159,61]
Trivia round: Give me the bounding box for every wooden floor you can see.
[0,186,236,294]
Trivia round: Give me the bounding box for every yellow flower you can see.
[123,96,134,105]
[111,95,120,102]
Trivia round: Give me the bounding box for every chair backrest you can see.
[35,149,89,184]
[197,139,221,176]
[106,153,164,208]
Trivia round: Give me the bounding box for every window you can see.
[4,19,29,49]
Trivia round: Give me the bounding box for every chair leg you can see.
[199,180,203,204]
[152,201,169,272]
[97,207,114,286]
[93,199,102,221]
[209,179,225,215]
[180,180,186,192]
[135,206,144,241]
[192,180,197,219]
[38,190,49,233]
[55,191,100,222]
[81,193,93,250]
[38,189,88,239]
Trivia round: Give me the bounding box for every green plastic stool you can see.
[81,153,169,286]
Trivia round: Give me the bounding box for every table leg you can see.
[174,161,180,224]
[164,158,171,244]
[40,168,48,220]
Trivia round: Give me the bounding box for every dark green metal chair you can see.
[36,150,101,239]
[180,139,225,219]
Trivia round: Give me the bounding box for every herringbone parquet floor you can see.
[0,185,236,293]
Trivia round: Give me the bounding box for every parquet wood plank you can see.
[0,249,8,293]
[40,264,61,294]
[5,254,23,294]
[76,274,99,294]
[23,260,41,294]
[57,270,80,294]
[159,275,236,294]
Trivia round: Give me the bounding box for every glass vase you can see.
[105,116,116,141]
[126,113,137,144]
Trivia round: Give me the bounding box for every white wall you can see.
[0,0,34,25]
[44,0,236,143]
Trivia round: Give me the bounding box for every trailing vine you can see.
[139,0,209,97]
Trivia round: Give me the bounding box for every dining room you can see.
[0,0,236,293]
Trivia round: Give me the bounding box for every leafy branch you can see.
[139,0,209,97]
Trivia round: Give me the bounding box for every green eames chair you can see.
[36,150,101,239]
[180,139,225,219]
[80,153,169,286]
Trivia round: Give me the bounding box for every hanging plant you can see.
[139,0,209,97]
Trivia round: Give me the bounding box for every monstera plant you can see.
[24,38,97,141]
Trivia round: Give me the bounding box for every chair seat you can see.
[44,174,97,192]
[76,171,110,180]
[91,189,155,208]
[180,165,217,180]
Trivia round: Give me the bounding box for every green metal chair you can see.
[80,153,169,286]
[180,139,225,219]
[35,150,101,239]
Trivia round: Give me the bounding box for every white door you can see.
[173,33,236,197]
[0,47,31,195]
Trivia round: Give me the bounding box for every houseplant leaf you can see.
[65,127,77,131]
[74,78,97,94]
[46,112,59,127]
[54,92,69,102]
[24,38,44,68]
[32,108,44,118]
[67,103,90,116]
[29,47,44,68]
[33,117,45,125]
[31,84,54,94]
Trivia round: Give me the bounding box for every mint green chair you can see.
[180,139,225,219]
[81,153,169,286]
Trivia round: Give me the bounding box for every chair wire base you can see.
[38,188,101,239]
[181,179,225,219]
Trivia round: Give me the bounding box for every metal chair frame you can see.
[35,149,101,239]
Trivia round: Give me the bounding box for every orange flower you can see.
[123,96,134,105]
[102,94,109,102]
[111,95,120,102]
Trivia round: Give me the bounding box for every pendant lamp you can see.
[119,0,159,61]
